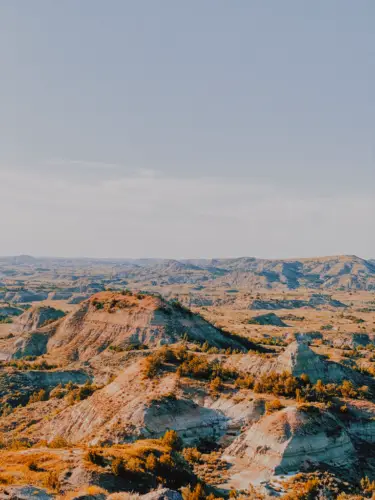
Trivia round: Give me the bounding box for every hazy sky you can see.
[0,1,374,259]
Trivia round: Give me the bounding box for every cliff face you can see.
[224,406,357,480]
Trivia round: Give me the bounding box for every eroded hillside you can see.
[0,258,375,498]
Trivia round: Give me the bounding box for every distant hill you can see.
[2,254,375,291]
[14,291,256,361]
[184,255,375,290]
[145,254,375,291]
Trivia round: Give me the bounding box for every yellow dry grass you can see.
[0,450,69,490]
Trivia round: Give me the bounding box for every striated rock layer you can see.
[10,305,65,335]
[45,292,254,362]
[224,406,357,479]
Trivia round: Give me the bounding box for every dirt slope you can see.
[45,292,253,361]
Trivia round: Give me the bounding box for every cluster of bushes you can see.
[143,345,190,378]
[281,471,375,500]
[343,315,365,324]
[2,359,57,370]
[235,371,370,403]
[179,337,243,356]
[110,451,193,490]
[143,345,236,383]
[177,356,235,381]
[234,374,255,389]
[65,381,100,404]
[249,336,287,347]
[28,389,48,404]
[182,447,202,464]
[200,341,237,355]
[283,477,320,499]
[0,402,13,417]
[265,399,284,413]
[321,324,334,331]
[85,431,195,491]
[27,381,100,406]
[47,435,70,448]
[92,299,104,310]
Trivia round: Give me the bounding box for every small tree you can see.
[162,429,182,451]
[210,376,222,393]
[145,453,158,471]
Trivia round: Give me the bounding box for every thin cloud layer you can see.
[0,166,373,259]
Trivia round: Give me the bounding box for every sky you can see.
[0,1,374,259]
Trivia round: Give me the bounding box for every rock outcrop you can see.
[142,489,182,500]
[10,305,65,334]
[12,331,54,359]
[45,292,253,362]
[224,406,357,481]
[43,357,228,445]
[232,340,374,385]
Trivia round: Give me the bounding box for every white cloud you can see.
[48,159,122,170]
[0,166,373,259]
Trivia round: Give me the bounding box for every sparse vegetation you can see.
[66,381,100,404]
[265,399,284,413]
[235,370,372,403]
[1,359,58,370]
[2,259,375,497]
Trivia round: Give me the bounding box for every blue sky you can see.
[0,1,374,258]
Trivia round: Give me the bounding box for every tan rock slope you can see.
[45,292,254,361]
[233,340,374,384]
[43,356,228,445]
[10,305,65,335]
[224,406,357,481]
